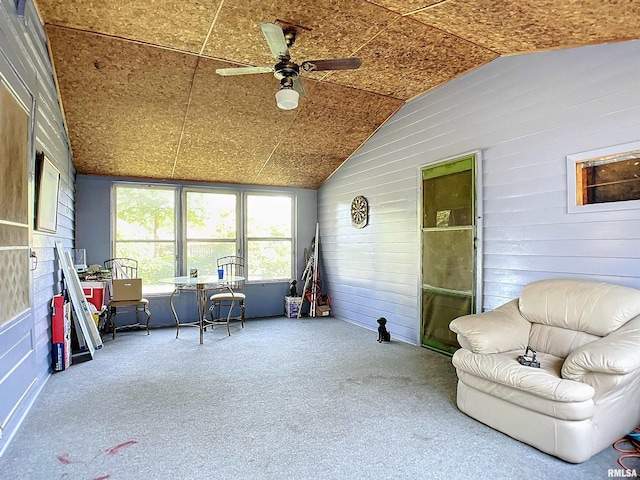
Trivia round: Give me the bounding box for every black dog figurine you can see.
[377,317,391,343]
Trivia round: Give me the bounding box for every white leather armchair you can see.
[449,279,640,463]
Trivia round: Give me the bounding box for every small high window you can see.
[567,141,640,213]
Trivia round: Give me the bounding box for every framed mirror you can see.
[36,154,60,233]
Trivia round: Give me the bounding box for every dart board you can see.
[350,195,368,228]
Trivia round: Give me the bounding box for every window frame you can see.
[566,140,640,214]
[112,183,179,295]
[182,187,241,276]
[244,191,295,282]
[112,182,296,293]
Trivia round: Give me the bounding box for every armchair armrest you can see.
[562,317,640,382]
[449,299,530,354]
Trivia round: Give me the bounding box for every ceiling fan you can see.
[215,22,362,110]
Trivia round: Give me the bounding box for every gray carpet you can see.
[0,317,630,479]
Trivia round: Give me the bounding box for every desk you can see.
[162,275,244,344]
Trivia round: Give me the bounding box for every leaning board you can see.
[55,242,102,354]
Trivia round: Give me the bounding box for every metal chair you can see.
[208,256,246,335]
[104,258,151,339]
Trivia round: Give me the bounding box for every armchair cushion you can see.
[449,299,530,354]
[453,349,594,403]
[519,279,640,336]
[457,370,595,421]
[562,317,640,381]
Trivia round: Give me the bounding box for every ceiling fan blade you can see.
[216,66,274,76]
[260,22,289,60]
[301,57,362,72]
[293,77,306,98]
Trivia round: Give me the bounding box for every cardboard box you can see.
[51,295,71,371]
[111,278,143,301]
[316,305,331,317]
[285,296,303,318]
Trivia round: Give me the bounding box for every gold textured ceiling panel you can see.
[413,0,640,54]
[34,0,640,189]
[46,26,197,179]
[367,1,444,15]
[172,57,298,185]
[37,0,221,52]
[255,83,404,189]
[202,0,398,69]
[319,16,498,100]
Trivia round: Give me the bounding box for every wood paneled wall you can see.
[318,40,640,345]
[0,0,74,455]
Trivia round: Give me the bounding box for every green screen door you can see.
[421,155,476,354]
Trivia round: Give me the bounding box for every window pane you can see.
[247,195,291,237]
[572,145,640,207]
[116,186,175,240]
[115,186,176,292]
[248,240,291,281]
[247,194,292,281]
[186,192,236,239]
[423,170,472,228]
[422,229,473,292]
[186,241,236,275]
[115,241,175,291]
[580,157,640,204]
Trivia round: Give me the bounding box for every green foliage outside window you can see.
[247,195,292,281]
[115,186,176,287]
[114,186,293,289]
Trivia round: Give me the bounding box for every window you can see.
[114,185,177,293]
[114,185,294,292]
[246,194,293,281]
[567,140,640,213]
[15,0,27,16]
[185,190,237,274]
[576,153,640,205]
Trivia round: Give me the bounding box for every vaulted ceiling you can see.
[35,0,640,189]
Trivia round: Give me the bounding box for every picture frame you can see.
[36,155,60,233]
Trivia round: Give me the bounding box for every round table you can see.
[161,275,245,344]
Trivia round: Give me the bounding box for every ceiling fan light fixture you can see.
[216,23,362,111]
[276,86,299,110]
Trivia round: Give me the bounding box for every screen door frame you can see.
[417,150,484,352]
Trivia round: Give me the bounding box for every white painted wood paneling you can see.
[0,0,75,456]
[318,40,640,345]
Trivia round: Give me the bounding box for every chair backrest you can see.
[217,256,245,291]
[519,279,640,358]
[105,258,138,279]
